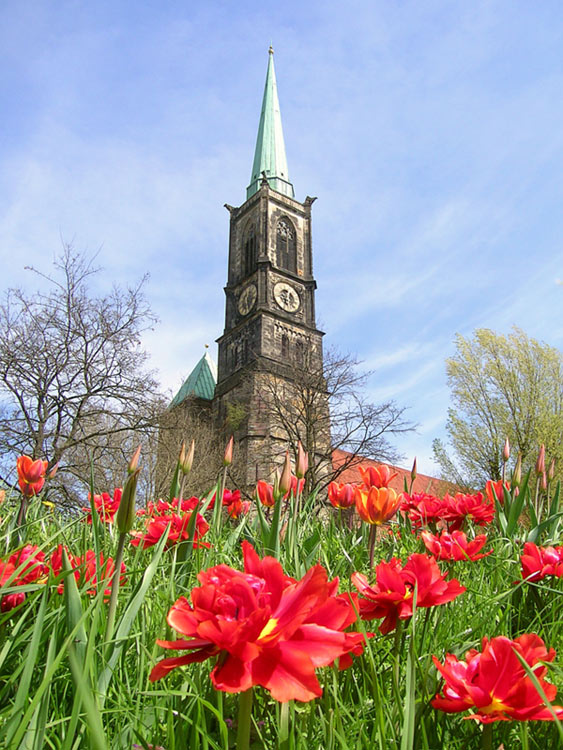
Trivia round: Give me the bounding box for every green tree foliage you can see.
[433,327,563,487]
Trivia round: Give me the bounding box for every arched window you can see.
[276,218,296,273]
[295,340,304,367]
[243,225,256,277]
[281,334,289,360]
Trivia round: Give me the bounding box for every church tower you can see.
[214,48,330,486]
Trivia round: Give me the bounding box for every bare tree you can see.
[256,348,414,492]
[0,246,162,507]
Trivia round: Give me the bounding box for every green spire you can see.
[170,350,217,406]
[247,47,294,200]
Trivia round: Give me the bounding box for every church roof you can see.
[170,351,217,406]
[247,47,294,200]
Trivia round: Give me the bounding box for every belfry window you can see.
[281,334,289,359]
[276,218,296,273]
[295,340,304,367]
[243,226,256,276]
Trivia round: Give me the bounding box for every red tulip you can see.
[226,498,251,519]
[0,546,48,612]
[16,455,48,497]
[352,553,465,634]
[432,634,563,722]
[327,482,355,509]
[83,488,122,524]
[401,493,445,528]
[442,492,495,530]
[354,486,402,525]
[256,480,275,507]
[288,475,305,497]
[221,489,249,519]
[130,512,210,550]
[0,561,20,612]
[521,542,563,582]
[137,497,199,517]
[1,590,26,612]
[420,530,492,562]
[8,545,48,583]
[50,546,126,598]
[149,542,367,702]
[359,464,398,489]
[221,488,241,507]
[484,479,510,506]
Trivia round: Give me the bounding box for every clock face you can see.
[237,284,257,316]
[273,282,300,313]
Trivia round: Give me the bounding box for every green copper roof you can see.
[247,47,294,200]
[170,351,217,406]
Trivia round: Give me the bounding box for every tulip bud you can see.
[535,444,545,476]
[512,453,522,488]
[178,441,186,466]
[279,451,292,496]
[48,463,59,479]
[548,457,555,481]
[541,470,547,492]
[296,441,308,479]
[223,436,234,467]
[115,467,140,534]
[503,437,510,462]
[273,470,281,498]
[182,439,195,475]
[128,445,142,474]
[411,457,417,482]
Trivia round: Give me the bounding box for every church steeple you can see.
[247,47,294,200]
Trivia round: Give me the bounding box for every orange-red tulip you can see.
[16,455,48,497]
[359,464,398,489]
[354,486,402,525]
[256,480,275,507]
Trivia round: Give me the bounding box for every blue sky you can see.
[1,1,562,475]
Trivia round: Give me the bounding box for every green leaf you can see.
[97,528,169,703]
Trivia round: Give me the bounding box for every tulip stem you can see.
[279,700,290,749]
[16,495,28,533]
[213,467,228,536]
[481,723,493,750]
[368,525,376,569]
[520,722,529,750]
[392,619,404,699]
[104,531,126,647]
[236,688,253,750]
